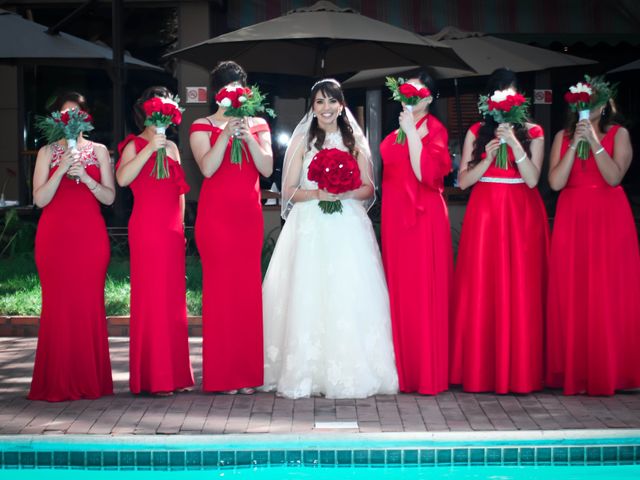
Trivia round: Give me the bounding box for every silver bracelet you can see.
[515,154,527,164]
[568,143,577,150]
[88,182,99,191]
[594,146,605,155]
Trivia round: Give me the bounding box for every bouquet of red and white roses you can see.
[307,148,362,214]
[385,76,431,145]
[35,108,94,148]
[478,88,530,169]
[142,95,184,179]
[215,84,275,167]
[564,75,615,160]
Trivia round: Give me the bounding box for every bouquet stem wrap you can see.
[152,126,170,179]
[576,110,591,160]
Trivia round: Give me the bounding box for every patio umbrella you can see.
[609,59,640,73]
[343,26,597,150]
[164,1,471,76]
[0,9,160,70]
[344,26,596,88]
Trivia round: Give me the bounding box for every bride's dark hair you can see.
[469,68,533,169]
[308,80,357,157]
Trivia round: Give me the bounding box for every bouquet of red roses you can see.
[35,108,94,183]
[564,75,615,160]
[142,95,183,179]
[478,88,530,169]
[307,148,362,214]
[35,108,94,148]
[215,84,275,167]
[385,76,431,145]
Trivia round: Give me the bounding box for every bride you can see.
[261,78,398,399]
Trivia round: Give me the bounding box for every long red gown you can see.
[450,122,549,394]
[116,135,194,394]
[380,114,453,394]
[29,142,113,401]
[190,119,268,391]
[546,125,640,395]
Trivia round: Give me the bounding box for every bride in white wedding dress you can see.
[261,78,398,399]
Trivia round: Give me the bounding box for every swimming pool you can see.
[1,430,639,479]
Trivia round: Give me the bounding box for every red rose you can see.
[398,83,419,97]
[161,103,175,116]
[143,97,163,116]
[215,87,246,109]
[578,92,591,103]
[171,110,182,125]
[417,87,431,98]
[60,111,70,125]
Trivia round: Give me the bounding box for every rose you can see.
[171,110,182,125]
[143,97,164,116]
[398,82,430,99]
[59,111,70,125]
[161,103,175,116]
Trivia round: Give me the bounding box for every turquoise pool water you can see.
[1,465,640,479]
[1,432,639,479]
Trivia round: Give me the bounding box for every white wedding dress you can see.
[261,131,398,399]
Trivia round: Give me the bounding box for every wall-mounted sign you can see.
[186,86,208,104]
[533,89,552,104]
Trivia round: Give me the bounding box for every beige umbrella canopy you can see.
[165,1,471,76]
[0,9,160,70]
[344,26,596,88]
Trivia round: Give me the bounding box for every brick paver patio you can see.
[1,337,639,435]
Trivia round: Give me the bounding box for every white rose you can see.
[490,87,517,103]
[569,82,592,95]
[238,96,247,103]
[159,97,179,108]
[219,97,232,108]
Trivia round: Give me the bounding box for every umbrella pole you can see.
[112,0,126,224]
[454,77,464,151]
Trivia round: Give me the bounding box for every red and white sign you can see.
[533,89,552,104]
[185,86,208,104]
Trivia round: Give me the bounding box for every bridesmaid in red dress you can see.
[116,86,194,395]
[450,69,549,394]
[189,61,273,394]
[546,85,640,395]
[29,92,114,401]
[379,71,452,394]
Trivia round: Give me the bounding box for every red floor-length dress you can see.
[380,114,453,394]
[117,135,194,394]
[190,119,268,391]
[450,122,549,394]
[546,125,640,395]
[29,142,113,401]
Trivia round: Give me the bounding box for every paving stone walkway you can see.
[1,337,639,435]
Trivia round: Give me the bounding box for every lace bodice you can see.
[299,131,347,189]
[50,141,99,169]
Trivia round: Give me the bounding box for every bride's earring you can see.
[313,113,317,118]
